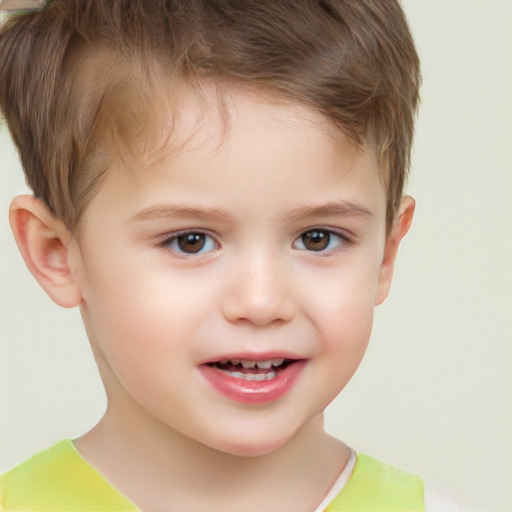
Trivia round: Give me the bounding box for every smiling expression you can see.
[71,91,391,456]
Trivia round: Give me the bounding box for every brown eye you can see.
[301,230,330,251]
[164,232,217,255]
[177,233,206,253]
[294,229,345,253]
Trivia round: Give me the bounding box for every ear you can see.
[9,195,82,308]
[375,196,415,305]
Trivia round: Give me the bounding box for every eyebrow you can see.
[277,201,374,223]
[132,204,234,223]
[132,200,373,223]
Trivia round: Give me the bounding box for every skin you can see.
[0,0,46,11]
[10,92,414,511]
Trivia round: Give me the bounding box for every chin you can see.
[201,425,300,458]
[214,440,287,458]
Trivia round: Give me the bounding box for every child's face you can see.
[71,92,391,456]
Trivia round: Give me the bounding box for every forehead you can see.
[80,90,386,235]
[113,87,376,176]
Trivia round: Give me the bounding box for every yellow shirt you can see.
[1,440,425,511]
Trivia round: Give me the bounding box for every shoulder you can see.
[325,452,424,510]
[2,440,76,505]
[325,453,466,511]
[1,440,137,511]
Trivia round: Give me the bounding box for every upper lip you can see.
[201,352,305,365]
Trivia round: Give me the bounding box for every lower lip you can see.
[199,361,306,405]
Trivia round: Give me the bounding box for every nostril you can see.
[222,297,295,326]
[221,264,296,326]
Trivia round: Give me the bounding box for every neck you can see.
[75,393,350,512]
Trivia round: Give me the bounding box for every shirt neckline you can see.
[69,439,357,512]
[312,449,357,512]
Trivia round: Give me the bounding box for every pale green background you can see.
[1,2,511,510]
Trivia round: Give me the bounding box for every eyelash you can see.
[159,230,219,256]
[159,228,352,256]
[292,228,351,254]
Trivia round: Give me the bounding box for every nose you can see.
[221,253,295,326]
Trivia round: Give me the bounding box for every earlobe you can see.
[9,195,82,308]
[375,196,415,305]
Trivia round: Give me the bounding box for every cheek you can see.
[79,256,218,377]
[319,298,374,359]
[312,296,374,410]
[79,260,175,368]
[306,263,378,393]
[311,263,379,340]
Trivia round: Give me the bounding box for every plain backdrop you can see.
[1,1,511,511]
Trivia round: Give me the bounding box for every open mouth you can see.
[206,358,295,381]
[200,357,306,404]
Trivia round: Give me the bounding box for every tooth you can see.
[256,360,272,369]
[219,360,229,365]
[241,360,256,369]
[230,359,240,365]
[227,371,274,381]
[271,358,284,367]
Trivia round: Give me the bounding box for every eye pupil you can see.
[302,230,329,251]
[177,233,206,253]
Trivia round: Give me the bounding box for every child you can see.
[0,1,464,510]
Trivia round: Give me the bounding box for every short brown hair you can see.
[0,0,420,231]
